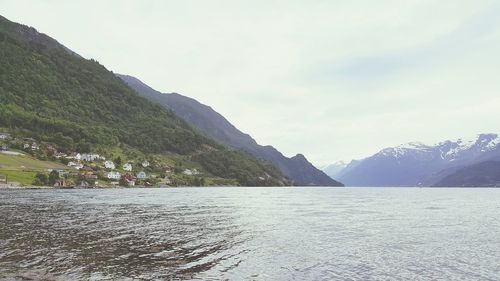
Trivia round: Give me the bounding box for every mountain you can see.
[433,161,500,187]
[0,14,290,186]
[118,74,343,186]
[322,159,363,179]
[336,134,500,186]
[0,15,79,57]
[322,161,348,179]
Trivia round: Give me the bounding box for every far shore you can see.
[0,184,138,189]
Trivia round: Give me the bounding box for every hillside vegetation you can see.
[119,74,343,186]
[0,15,290,186]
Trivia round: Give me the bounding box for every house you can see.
[45,145,57,154]
[0,133,10,140]
[74,164,84,170]
[106,171,121,180]
[136,171,148,180]
[56,169,68,177]
[65,153,78,160]
[23,143,30,149]
[67,161,77,167]
[122,163,133,171]
[81,153,101,162]
[161,177,172,185]
[164,166,173,173]
[104,160,115,170]
[54,152,68,159]
[121,174,137,186]
[79,166,93,173]
[0,145,8,151]
[141,160,150,168]
[31,143,40,150]
[183,169,200,176]
[75,153,82,161]
[84,174,98,185]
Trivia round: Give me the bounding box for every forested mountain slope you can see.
[0,15,289,186]
[118,74,343,186]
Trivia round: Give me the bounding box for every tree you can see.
[114,156,122,166]
[48,170,59,185]
[119,177,128,187]
[32,173,48,186]
[76,141,91,153]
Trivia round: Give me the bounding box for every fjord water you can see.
[0,188,499,280]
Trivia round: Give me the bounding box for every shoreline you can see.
[1,184,499,189]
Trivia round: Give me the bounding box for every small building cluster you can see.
[0,133,11,140]
[23,138,40,151]
[0,133,206,188]
[182,169,200,176]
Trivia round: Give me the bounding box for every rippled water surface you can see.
[1,187,499,280]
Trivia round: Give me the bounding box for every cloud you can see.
[2,0,500,166]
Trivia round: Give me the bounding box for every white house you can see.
[106,171,121,180]
[55,152,67,159]
[0,133,10,140]
[23,143,30,149]
[74,164,84,170]
[75,153,82,161]
[57,169,68,177]
[104,160,115,170]
[183,169,200,176]
[81,153,101,161]
[141,160,150,168]
[67,161,77,167]
[137,171,148,180]
[123,163,133,171]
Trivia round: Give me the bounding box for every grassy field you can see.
[0,169,38,185]
[0,152,68,185]
[0,153,67,170]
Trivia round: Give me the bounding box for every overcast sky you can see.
[2,0,500,166]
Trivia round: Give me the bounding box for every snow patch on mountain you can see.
[334,133,500,187]
[376,134,499,161]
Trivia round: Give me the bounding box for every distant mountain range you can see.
[324,134,500,187]
[118,74,342,186]
[433,161,500,187]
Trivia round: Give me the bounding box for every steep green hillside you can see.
[0,26,209,154]
[0,15,290,186]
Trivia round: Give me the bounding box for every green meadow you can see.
[0,153,68,185]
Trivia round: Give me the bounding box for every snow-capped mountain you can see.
[323,160,362,179]
[335,134,500,187]
[322,161,348,179]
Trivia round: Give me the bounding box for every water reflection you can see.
[0,197,248,280]
[1,187,500,280]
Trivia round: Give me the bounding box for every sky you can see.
[2,0,500,167]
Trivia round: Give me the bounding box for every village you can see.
[0,132,204,188]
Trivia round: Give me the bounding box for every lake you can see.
[0,187,499,280]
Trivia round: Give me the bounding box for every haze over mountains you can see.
[325,134,500,187]
[118,74,342,186]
